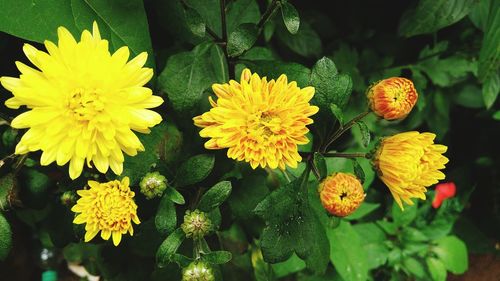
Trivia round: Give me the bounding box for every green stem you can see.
[257,0,280,31]
[322,111,370,152]
[323,152,367,158]
[219,0,235,79]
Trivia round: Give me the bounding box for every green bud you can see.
[60,191,77,207]
[181,210,212,238]
[139,172,167,199]
[182,261,214,281]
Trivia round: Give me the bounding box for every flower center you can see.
[67,88,106,121]
[249,111,282,138]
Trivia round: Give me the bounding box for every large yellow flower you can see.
[1,22,163,179]
[373,131,449,209]
[318,173,366,217]
[193,69,318,170]
[71,177,140,246]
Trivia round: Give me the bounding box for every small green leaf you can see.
[402,227,429,243]
[0,174,15,211]
[404,257,426,279]
[392,201,417,226]
[356,121,370,147]
[426,257,447,281]
[184,6,206,37]
[483,72,499,108]
[156,228,186,266]
[271,254,306,278]
[345,202,379,221]
[164,187,185,205]
[198,181,232,212]
[478,0,500,81]
[432,236,468,274]
[228,23,258,57]
[330,104,344,125]
[0,213,12,260]
[280,2,300,34]
[203,251,232,264]
[155,195,177,235]
[171,253,193,268]
[351,159,365,184]
[176,154,215,187]
[313,153,327,180]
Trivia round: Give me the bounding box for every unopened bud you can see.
[139,172,167,199]
[181,210,212,238]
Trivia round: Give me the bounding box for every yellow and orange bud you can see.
[366,77,418,120]
[318,173,366,217]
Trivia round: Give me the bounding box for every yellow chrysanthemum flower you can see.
[71,177,140,246]
[372,131,449,209]
[366,77,418,120]
[0,22,163,179]
[193,69,319,170]
[318,173,366,217]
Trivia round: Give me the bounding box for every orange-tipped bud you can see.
[366,77,418,120]
[318,173,366,217]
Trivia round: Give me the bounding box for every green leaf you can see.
[432,236,468,274]
[251,246,276,281]
[184,6,206,37]
[478,0,500,81]
[19,169,51,209]
[242,60,311,87]
[398,0,476,37]
[159,42,227,114]
[345,202,379,221]
[356,121,370,147]
[254,179,329,274]
[176,154,215,187]
[392,201,417,226]
[493,110,500,120]
[228,174,269,219]
[310,57,353,114]
[353,223,386,243]
[469,0,491,30]
[364,243,389,270]
[70,0,154,66]
[164,187,185,205]
[313,153,327,180]
[483,72,499,108]
[271,254,306,278]
[198,181,232,212]
[351,159,366,184]
[122,123,169,185]
[426,257,447,281]
[328,221,369,281]
[280,2,300,34]
[155,195,177,235]
[203,251,232,264]
[404,257,426,279]
[156,228,186,266]
[277,21,322,58]
[0,174,15,211]
[414,53,475,87]
[330,104,344,126]
[227,23,258,57]
[402,227,429,243]
[0,213,12,260]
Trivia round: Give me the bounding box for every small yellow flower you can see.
[318,173,366,217]
[366,77,418,120]
[71,177,140,246]
[193,69,319,170]
[1,22,163,179]
[372,131,449,209]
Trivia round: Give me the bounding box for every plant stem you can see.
[323,152,367,158]
[206,27,223,42]
[322,111,370,152]
[219,0,235,79]
[257,0,280,31]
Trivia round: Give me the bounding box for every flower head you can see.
[366,77,418,120]
[318,173,366,217]
[1,22,163,179]
[432,182,456,208]
[71,177,140,246]
[193,69,318,170]
[181,209,212,238]
[182,261,214,281]
[372,132,449,209]
[139,172,167,199]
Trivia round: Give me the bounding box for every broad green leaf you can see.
[478,0,500,81]
[198,181,232,212]
[227,23,258,57]
[402,227,429,243]
[313,153,327,180]
[281,2,300,34]
[19,169,51,209]
[159,42,227,114]
[469,0,491,30]
[328,221,369,281]
[0,174,15,211]
[228,174,269,219]
[494,110,500,120]
[399,0,476,37]
[241,60,311,87]
[156,228,186,266]
[277,21,322,58]
[155,195,177,235]
[404,257,426,279]
[310,57,353,114]
[203,251,232,264]
[356,121,370,147]
[122,123,169,185]
[426,257,447,281]
[164,187,185,205]
[175,154,215,187]
[353,223,386,243]
[392,201,417,226]
[415,54,475,87]
[254,179,329,274]
[452,84,485,108]
[432,236,468,274]
[364,243,389,270]
[184,6,206,37]
[483,72,499,108]
[0,213,12,260]
[330,104,344,126]
[251,247,276,281]
[345,202,379,221]
[272,254,306,278]
[70,0,154,66]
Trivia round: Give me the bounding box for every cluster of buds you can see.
[181,210,212,239]
[139,172,167,199]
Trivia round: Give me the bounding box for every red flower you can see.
[432,182,456,208]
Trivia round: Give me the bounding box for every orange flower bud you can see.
[366,77,418,120]
[318,173,366,217]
